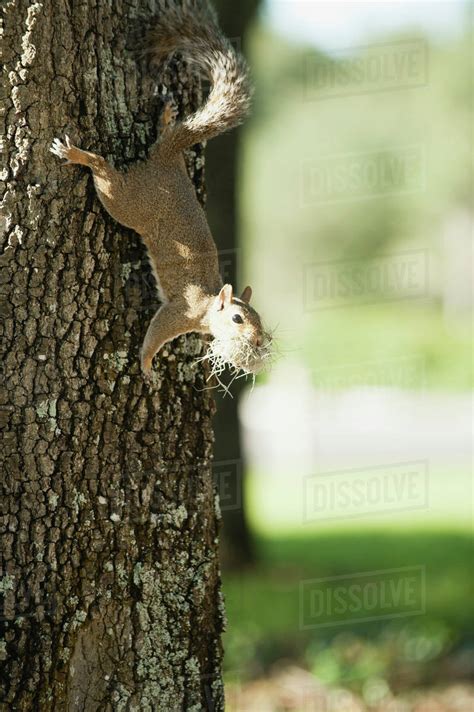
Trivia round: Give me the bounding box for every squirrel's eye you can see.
[232,314,244,324]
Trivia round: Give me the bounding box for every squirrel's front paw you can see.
[50,135,75,164]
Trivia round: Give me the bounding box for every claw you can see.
[50,136,73,164]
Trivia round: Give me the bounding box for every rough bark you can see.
[0,1,224,710]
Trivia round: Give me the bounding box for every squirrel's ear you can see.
[240,286,252,303]
[217,284,233,310]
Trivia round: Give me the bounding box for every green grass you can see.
[222,529,473,684]
[224,468,472,680]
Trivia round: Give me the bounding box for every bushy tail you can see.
[149,1,252,151]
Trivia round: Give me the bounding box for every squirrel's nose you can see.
[255,336,263,348]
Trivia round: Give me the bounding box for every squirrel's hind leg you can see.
[51,136,106,170]
[160,101,178,133]
[149,100,178,160]
[50,136,142,232]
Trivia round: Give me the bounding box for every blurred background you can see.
[207,1,472,709]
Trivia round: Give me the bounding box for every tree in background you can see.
[1,1,224,708]
[209,0,262,568]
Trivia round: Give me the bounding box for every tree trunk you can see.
[1,2,224,710]
[207,122,255,568]
[207,0,262,569]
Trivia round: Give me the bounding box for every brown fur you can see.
[50,0,267,379]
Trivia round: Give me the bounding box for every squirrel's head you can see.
[206,284,272,375]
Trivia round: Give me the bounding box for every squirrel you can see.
[50,0,272,381]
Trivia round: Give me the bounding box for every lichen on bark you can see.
[0,1,224,710]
